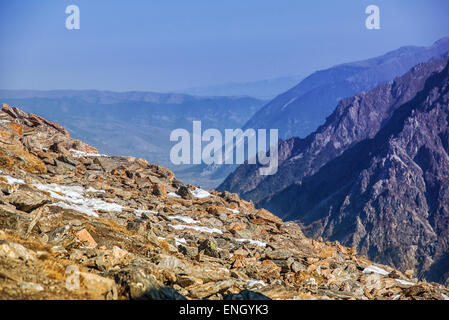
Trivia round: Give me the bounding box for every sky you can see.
[0,0,448,92]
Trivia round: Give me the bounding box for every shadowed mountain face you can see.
[259,57,449,284]
[219,55,449,203]
[0,90,266,186]
[188,37,449,189]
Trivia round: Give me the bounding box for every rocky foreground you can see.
[0,104,448,300]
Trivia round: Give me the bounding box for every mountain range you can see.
[187,37,449,188]
[221,53,449,284]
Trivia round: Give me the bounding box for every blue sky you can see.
[0,0,448,92]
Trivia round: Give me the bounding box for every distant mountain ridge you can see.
[0,90,266,186]
[176,75,305,100]
[243,37,449,140]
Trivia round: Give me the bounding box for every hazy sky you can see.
[1,0,448,92]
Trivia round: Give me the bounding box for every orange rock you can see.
[152,183,167,197]
[135,158,149,168]
[255,209,283,225]
[257,260,281,279]
[228,221,247,232]
[8,122,23,136]
[75,229,97,247]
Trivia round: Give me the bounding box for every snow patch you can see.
[175,238,187,246]
[362,265,389,276]
[226,208,240,214]
[395,279,416,286]
[69,149,107,158]
[169,224,223,234]
[168,192,181,198]
[167,216,199,224]
[190,188,210,199]
[34,183,122,217]
[236,239,267,247]
[246,280,266,287]
[2,175,26,185]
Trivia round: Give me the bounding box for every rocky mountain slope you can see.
[258,57,449,285]
[1,103,448,300]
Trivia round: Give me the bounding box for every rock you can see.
[176,275,203,288]
[198,239,220,258]
[75,228,97,247]
[265,249,292,260]
[189,280,235,299]
[178,245,198,258]
[54,159,75,172]
[176,186,193,200]
[0,240,35,261]
[57,155,81,167]
[111,267,163,299]
[4,185,52,212]
[112,246,128,260]
[255,209,283,225]
[157,255,186,271]
[126,219,147,234]
[79,272,117,300]
[152,184,166,197]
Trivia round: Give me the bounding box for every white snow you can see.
[362,265,390,276]
[226,208,240,214]
[236,239,267,247]
[395,279,416,286]
[190,188,210,199]
[69,149,107,158]
[246,280,267,287]
[168,192,181,198]
[134,209,159,216]
[33,183,123,217]
[175,238,187,246]
[169,224,223,234]
[2,175,26,185]
[442,293,449,301]
[85,187,105,193]
[392,294,401,300]
[167,216,199,224]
